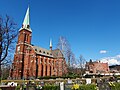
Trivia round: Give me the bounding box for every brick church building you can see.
[10,7,67,79]
[85,59,109,74]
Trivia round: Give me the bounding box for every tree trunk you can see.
[0,61,1,84]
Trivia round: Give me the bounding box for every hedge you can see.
[110,82,120,90]
[42,85,59,90]
[79,84,97,90]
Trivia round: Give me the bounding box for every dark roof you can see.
[32,46,64,58]
[32,46,53,57]
[51,49,64,58]
[109,65,120,68]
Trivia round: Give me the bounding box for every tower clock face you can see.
[17,46,20,52]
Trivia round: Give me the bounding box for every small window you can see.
[47,52,49,55]
[50,53,52,55]
[35,49,37,51]
[43,51,45,53]
[16,57,18,59]
[39,50,41,52]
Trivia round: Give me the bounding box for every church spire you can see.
[20,6,32,32]
[50,39,52,50]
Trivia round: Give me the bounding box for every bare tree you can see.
[57,36,77,76]
[1,65,10,80]
[0,15,17,83]
[66,52,78,75]
[57,36,72,67]
[77,55,86,77]
[70,53,76,68]
[66,49,72,67]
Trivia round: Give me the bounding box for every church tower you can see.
[18,6,32,44]
[11,6,32,79]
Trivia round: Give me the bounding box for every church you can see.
[10,7,67,79]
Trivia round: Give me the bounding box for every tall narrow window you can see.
[41,58,43,64]
[45,65,47,76]
[50,66,51,76]
[41,64,43,76]
[24,34,26,42]
[36,58,38,78]
[26,35,29,42]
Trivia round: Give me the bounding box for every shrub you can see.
[109,82,120,90]
[79,84,97,90]
[38,76,59,79]
[42,84,59,90]
[15,84,21,90]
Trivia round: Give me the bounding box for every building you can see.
[85,59,109,74]
[10,7,67,79]
[109,65,120,73]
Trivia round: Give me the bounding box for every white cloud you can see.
[116,55,120,58]
[100,55,120,66]
[100,50,107,54]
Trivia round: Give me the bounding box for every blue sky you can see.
[1,0,120,64]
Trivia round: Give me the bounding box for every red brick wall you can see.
[86,61,109,74]
[10,29,67,79]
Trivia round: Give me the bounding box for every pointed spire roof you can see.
[50,39,52,48]
[50,39,52,50]
[20,6,32,32]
